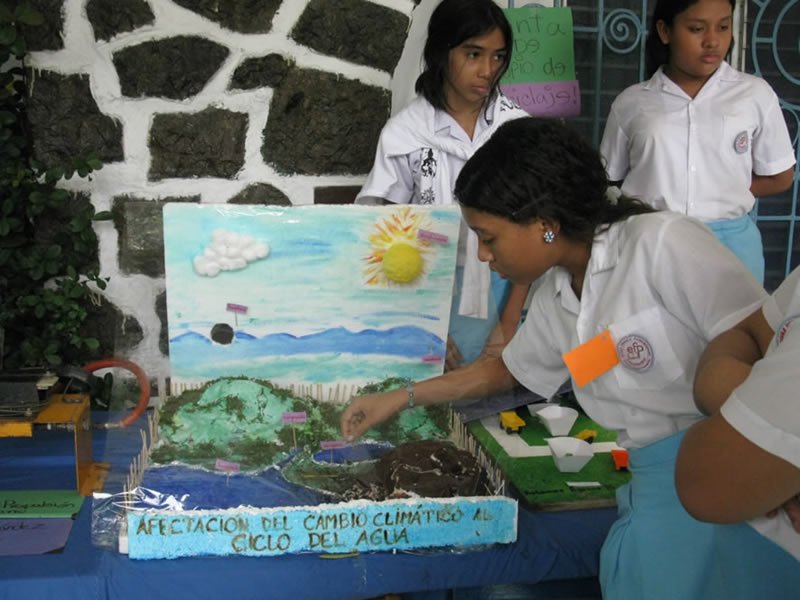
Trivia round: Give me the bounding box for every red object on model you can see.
[611,449,630,471]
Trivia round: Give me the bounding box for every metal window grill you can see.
[514,0,798,289]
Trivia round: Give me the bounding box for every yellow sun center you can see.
[363,207,431,287]
[381,243,423,283]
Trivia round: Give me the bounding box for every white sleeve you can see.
[720,331,800,469]
[751,84,796,176]
[599,104,630,183]
[650,216,768,340]
[762,267,800,331]
[502,279,570,399]
[356,132,416,205]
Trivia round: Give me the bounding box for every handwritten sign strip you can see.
[127,496,518,559]
[0,490,84,518]
[502,7,576,84]
[500,81,581,118]
[0,518,74,556]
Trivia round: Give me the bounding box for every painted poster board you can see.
[163,204,461,395]
[501,6,580,117]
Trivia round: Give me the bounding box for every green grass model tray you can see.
[465,404,631,511]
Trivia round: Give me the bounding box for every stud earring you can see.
[543,230,555,244]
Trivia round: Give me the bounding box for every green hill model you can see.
[150,377,451,497]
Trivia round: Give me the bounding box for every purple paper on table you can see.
[452,385,568,423]
[0,518,73,556]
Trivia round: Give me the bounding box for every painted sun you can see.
[363,207,433,287]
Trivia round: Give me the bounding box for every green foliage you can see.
[0,1,106,369]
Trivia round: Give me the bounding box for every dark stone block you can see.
[314,186,361,205]
[112,195,200,277]
[83,297,145,361]
[26,70,124,167]
[20,0,64,51]
[149,108,248,180]
[114,36,229,100]
[171,0,281,34]
[263,69,389,175]
[87,0,155,42]
[292,0,408,73]
[230,54,292,91]
[228,183,291,205]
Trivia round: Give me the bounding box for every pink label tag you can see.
[226,303,248,314]
[320,440,346,450]
[418,229,449,244]
[282,411,308,424]
[215,458,240,473]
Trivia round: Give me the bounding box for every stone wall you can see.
[21,0,422,385]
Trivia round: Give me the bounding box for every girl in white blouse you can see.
[358,0,530,370]
[343,117,771,599]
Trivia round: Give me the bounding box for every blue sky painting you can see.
[163,203,461,391]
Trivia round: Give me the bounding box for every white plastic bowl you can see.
[530,405,579,436]
[546,437,593,473]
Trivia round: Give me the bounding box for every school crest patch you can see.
[617,334,654,372]
[733,131,749,154]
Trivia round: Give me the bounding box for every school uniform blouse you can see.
[357,94,527,318]
[600,62,795,221]
[502,212,767,449]
[720,267,800,559]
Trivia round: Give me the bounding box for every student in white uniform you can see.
[600,0,796,283]
[676,266,800,598]
[357,0,530,370]
[342,117,770,599]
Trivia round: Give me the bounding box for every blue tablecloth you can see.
[0,411,615,600]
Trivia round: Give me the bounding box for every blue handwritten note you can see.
[0,490,84,518]
[127,496,518,559]
[0,518,74,556]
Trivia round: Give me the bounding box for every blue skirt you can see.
[705,214,764,284]
[710,518,800,599]
[599,431,717,600]
[448,267,511,366]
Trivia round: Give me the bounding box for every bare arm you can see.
[499,283,530,343]
[676,414,800,524]
[481,283,530,358]
[340,354,516,441]
[449,283,531,369]
[750,166,795,198]
[693,308,773,415]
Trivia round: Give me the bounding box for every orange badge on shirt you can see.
[562,329,620,388]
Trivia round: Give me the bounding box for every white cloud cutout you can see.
[193,229,270,277]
